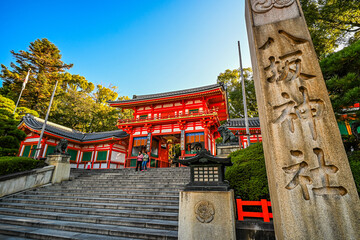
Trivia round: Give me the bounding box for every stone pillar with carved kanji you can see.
[245,0,360,239]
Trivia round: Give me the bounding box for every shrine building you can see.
[108,83,228,168]
[17,83,266,169]
[18,114,128,169]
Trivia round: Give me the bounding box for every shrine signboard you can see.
[245,0,360,239]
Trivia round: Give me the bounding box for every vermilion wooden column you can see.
[126,134,134,168]
[204,128,209,151]
[108,143,114,169]
[91,146,97,169]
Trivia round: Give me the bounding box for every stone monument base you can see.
[178,190,236,240]
[46,154,71,184]
[216,145,240,158]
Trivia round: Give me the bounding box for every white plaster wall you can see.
[111,151,125,163]
[25,138,39,143]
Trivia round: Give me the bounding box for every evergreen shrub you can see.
[0,157,46,176]
[348,151,360,195]
[225,143,270,200]
[225,144,360,200]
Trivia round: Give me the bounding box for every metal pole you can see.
[13,68,31,115]
[238,41,251,148]
[13,88,24,115]
[34,80,58,159]
[224,84,230,123]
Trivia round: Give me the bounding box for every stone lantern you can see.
[177,149,236,240]
[177,149,232,191]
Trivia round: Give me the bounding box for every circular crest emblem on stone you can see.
[194,201,215,223]
[252,0,295,13]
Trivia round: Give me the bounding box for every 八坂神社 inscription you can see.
[246,0,360,238]
[283,149,347,200]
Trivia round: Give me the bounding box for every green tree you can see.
[225,143,360,199]
[87,85,120,132]
[225,143,269,200]
[0,38,91,117]
[0,95,38,156]
[1,39,131,134]
[49,88,94,132]
[300,0,360,59]
[217,68,258,118]
[320,40,360,147]
[50,84,126,133]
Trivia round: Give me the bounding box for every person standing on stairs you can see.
[142,151,149,171]
[135,151,143,171]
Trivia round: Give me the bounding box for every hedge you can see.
[225,143,270,200]
[348,151,360,194]
[0,157,46,176]
[225,143,360,200]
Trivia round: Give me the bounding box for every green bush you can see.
[225,143,270,200]
[225,144,360,200]
[348,151,360,194]
[0,157,46,176]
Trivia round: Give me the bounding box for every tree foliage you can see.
[217,68,258,118]
[0,39,130,133]
[348,151,360,194]
[51,84,124,133]
[321,40,360,148]
[225,143,360,200]
[0,95,38,156]
[301,0,360,59]
[225,143,269,200]
[321,40,360,120]
[0,39,77,115]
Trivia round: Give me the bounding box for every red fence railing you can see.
[236,199,273,222]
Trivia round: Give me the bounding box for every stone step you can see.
[9,194,179,206]
[0,223,143,240]
[0,202,178,221]
[73,170,189,175]
[75,174,190,181]
[0,215,178,239]
[23,191,179,201]
[71,178,189,183]
[1,198,179,213]
[0,168,188,239]
[0,208,178,231]
[74,174,189,178]
[44,186,185,191]
[64,182,187,187]
[31,189,180,197]
[0,234,30,240]
[33,188,179,196]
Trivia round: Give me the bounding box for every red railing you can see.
[118,109,218,124]
[236,199,273,222]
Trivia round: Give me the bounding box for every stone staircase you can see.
[0,167,190,240]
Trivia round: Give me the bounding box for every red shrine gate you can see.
[109,84,228,168]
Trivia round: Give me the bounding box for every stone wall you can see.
[0,166,54,197]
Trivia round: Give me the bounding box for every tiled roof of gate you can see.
[108,83,225,104]
[223,117,261,128]
[19,114,128,142]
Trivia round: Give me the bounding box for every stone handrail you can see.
[0,165,55,198]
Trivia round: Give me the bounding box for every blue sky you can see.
[0,0,251,98]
